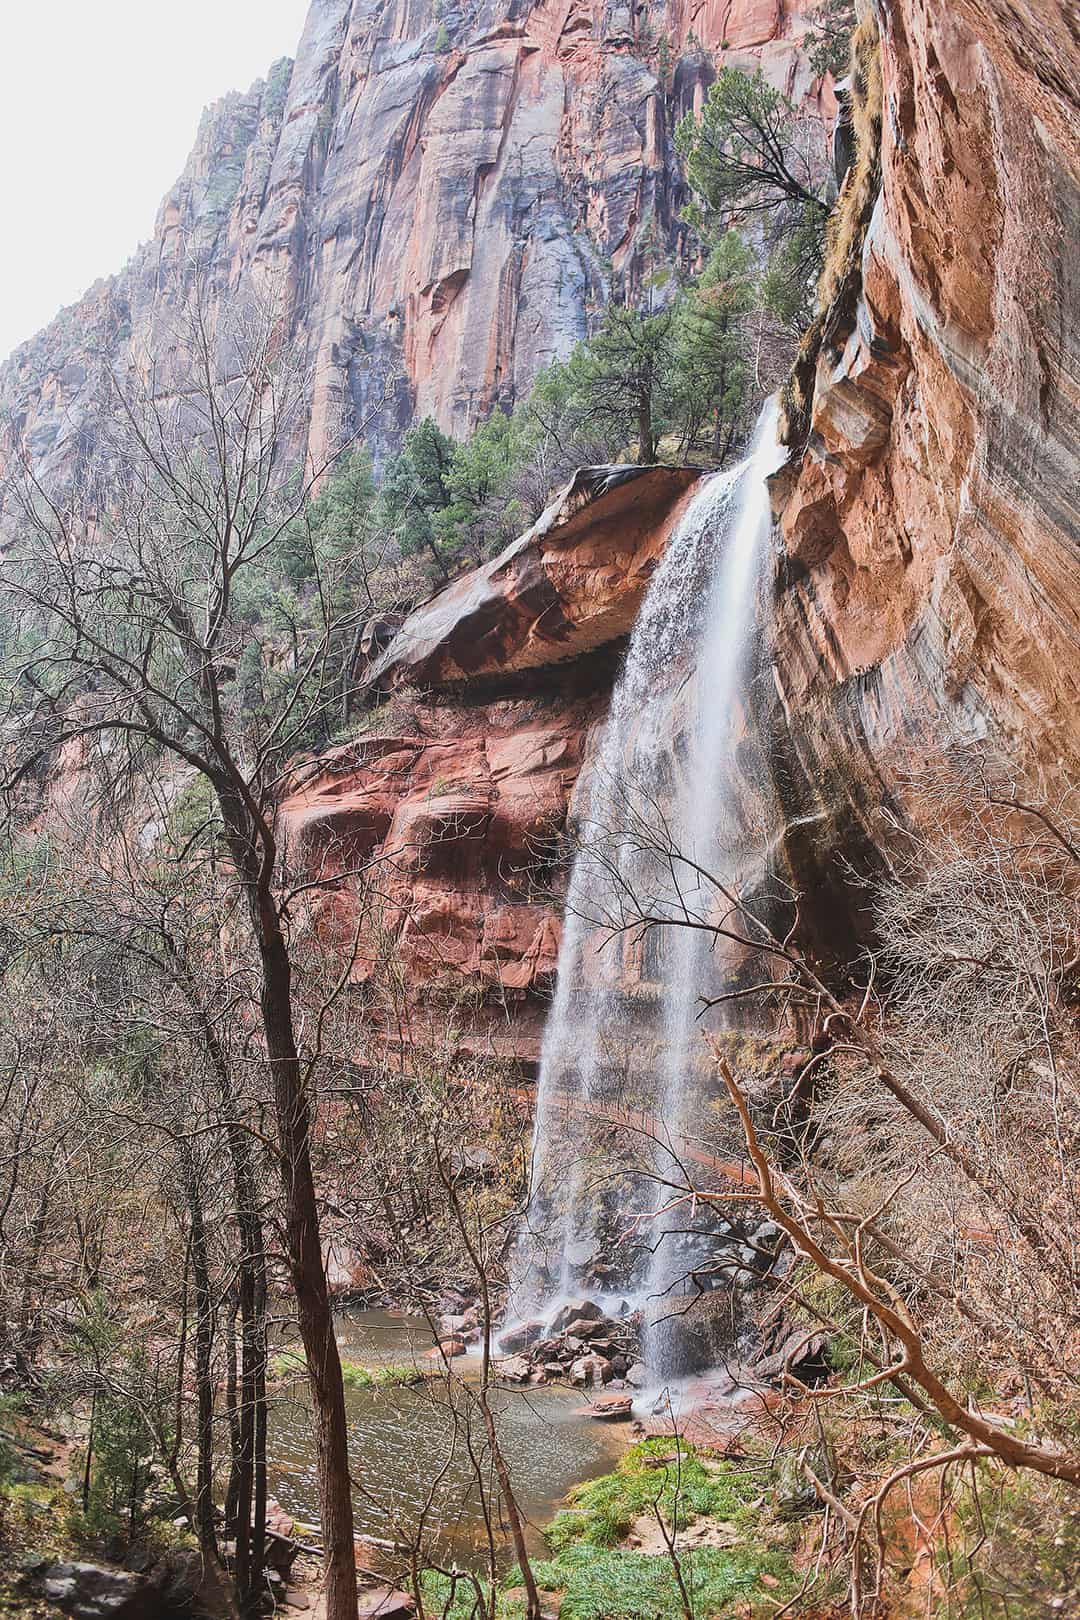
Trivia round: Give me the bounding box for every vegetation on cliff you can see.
[2,2,1078,1617]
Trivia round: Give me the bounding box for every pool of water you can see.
[268,1310,626,1565]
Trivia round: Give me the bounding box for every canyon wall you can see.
[769,0,1080,899]
[6,0,1077,1058]
[0,0,832,485]
[280,0,1080,1050]
[278,464,702,1064]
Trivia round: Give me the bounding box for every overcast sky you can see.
[0,0,311,363]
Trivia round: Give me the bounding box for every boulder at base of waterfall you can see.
[549,1299,603,1335]
[438,1313,472,1338]
[585,1393,634,1420]
[562,1315,615,1341]
[495,1355,532,1384]
[569,1354,612,1387]
[625,1362,648,1388]
[498,1317,547,1354]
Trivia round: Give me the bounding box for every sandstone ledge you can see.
[365,464,702,693]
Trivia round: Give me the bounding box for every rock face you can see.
[766,0,1080,901]
[279,464,708,1060]
[279,681,601,1064]
[0,0,832,483]
[367,463,702,689]
[279,0,1080,1058]
[6,0,1076,1071]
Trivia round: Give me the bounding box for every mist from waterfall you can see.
[512,400,784,1375]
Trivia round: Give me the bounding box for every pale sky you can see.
[0,0,312,363]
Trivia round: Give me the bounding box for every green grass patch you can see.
[530,1544,794,1619]
[269,1348,421,1389]
[546,1438,766,1551]
[340,1360,422,1390]
[421,1441,798,1619]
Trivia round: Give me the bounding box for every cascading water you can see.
[511,401,786,1377]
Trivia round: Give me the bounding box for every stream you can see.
[268,1310,627,1565]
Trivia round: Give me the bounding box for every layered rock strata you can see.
[279,465,705,1061]
[766,0,1080,912]
[0,0,834,484]
[283,0,1080,1044]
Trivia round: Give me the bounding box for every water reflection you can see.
[268,1311,625,1564]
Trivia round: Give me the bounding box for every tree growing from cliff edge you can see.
[565,301,675,465]
[0,279,393,1620]
[677,67,830,330]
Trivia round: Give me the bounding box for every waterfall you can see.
[511,401,785,1376]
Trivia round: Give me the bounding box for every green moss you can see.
[269,1348,421,1389]
[546,1439,765,1551]
[340,1360,422,1390]
[529,1544,794,1619]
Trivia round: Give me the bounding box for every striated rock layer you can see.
[8,0,1077,1054]
[282,0,1080,1047]
[279,465,705,1063]
[768,0,1080,918]
[0,0,833,484]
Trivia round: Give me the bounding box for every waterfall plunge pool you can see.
[268,1310,627,1567]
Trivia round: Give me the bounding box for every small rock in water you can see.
[427,1337,466,1359]
[438,1313,471,1337]
[587,1393,633,1420]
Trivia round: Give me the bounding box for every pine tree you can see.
[668,232,756,461]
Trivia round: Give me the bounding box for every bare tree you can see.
[0,272,395,1620]
[555,758,1080,1612]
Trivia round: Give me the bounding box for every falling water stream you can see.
[513,401,786,1378]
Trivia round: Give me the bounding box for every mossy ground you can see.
[269,1348,423,1389]
[422,1439,802,1620]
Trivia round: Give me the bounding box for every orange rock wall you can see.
[769,0,1080,863]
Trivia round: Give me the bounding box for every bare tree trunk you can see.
[16,1177,51,1361]
[182,1154,219,1559]
[188,990,269,1609]
[224,1287,242,1538]
[638,394,655,465]
[258,926,356,1620]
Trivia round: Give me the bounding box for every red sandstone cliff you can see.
[278,0,1080,1040]
[0,0,832,485]
[7,0,1077,1056]
[277,464,702,1062]
[769,0,1080,874]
